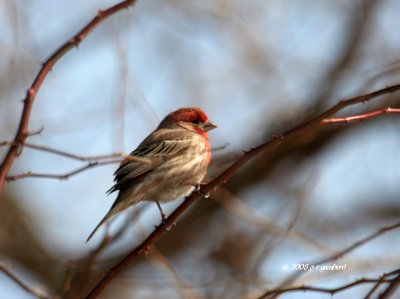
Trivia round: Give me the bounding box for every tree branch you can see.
[0,0,138,192]
[84,84,400,298]
[377,272,400,299]
[6,160,121,181]
[259,278,394,298]
[0,262,50,299]
[365,268,400,299]
[315,221,400,266]
[321,107,400,125]
[0,141,123,162]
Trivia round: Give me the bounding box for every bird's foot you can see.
[195,184,210,198]
[160,216,171,231]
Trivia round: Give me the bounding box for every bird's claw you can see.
[160,217,171,230]
[195,184,210,198]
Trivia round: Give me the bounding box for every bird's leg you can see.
[195,184,210,198]
[155,201,167,221]
[155,201,170,230]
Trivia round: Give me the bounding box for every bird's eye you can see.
[191,119,201,124]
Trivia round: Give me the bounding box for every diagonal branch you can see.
[0,262,50,299]
[314,221,400,266]
[61,210,140,299]
[84,84,400,298]
[0,0,138,192]
[365,268,400,299]
[377,272,400,299]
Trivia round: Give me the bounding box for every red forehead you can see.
[171,108,208,123]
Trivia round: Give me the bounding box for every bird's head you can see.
[159,107,217,135]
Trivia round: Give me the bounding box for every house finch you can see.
[86,107,217,242]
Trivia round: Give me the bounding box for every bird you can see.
[86,107,217,242]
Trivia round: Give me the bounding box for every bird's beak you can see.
[203,120,218,132]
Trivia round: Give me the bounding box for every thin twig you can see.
[259,278,394,298]
[315,221,400,266]
[0,0,138,191]
[5,154,151,181]
[0,262,50,299]
[213,187,329,252]
[85,85,400,298]
[6,160,122,181]
[0,141,124,161]
[321,107,400,124]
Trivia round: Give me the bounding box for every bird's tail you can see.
[86,199,127,243]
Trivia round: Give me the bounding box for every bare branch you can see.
[5,150,154,182]
[317,222,400,265]
[0,0,138,192]
[377,273,400,299]
[6,160,121,181]
[0,262,50,299]
[0,141,123,162]
[365,268,400,299]
[213,187,330,253]
[258,278,394,298]
[321,107,400,125]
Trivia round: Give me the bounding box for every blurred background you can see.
[1,0,400,298]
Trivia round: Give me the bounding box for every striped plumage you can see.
[86,107,217,242]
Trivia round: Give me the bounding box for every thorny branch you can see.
[84,85,400,298]
[0,0,138,192]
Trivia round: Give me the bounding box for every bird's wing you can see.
[107,129,192,193]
